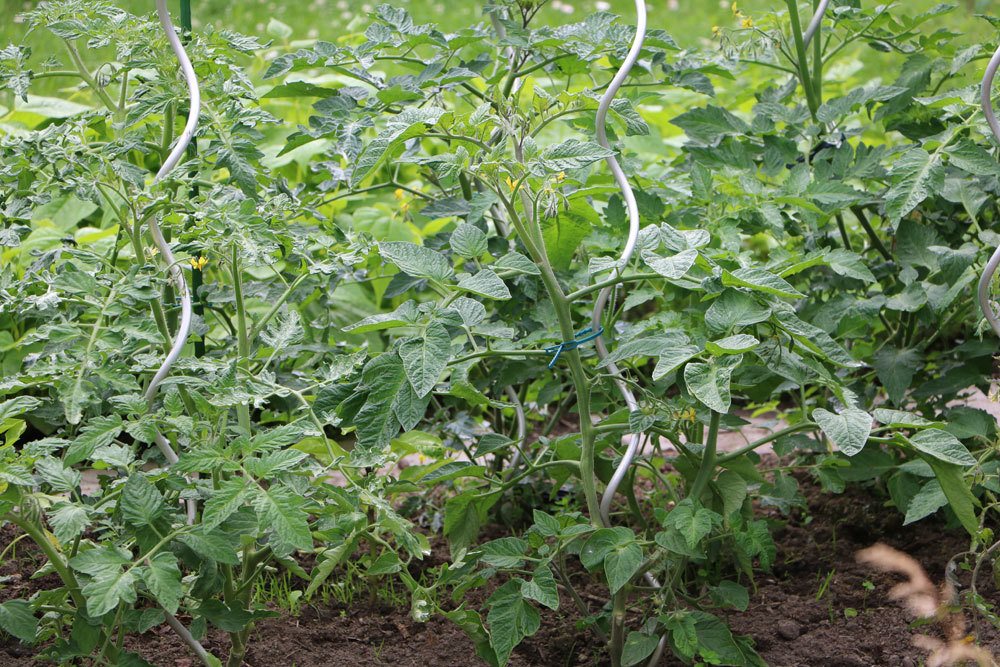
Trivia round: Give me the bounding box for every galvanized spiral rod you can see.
[147,6,212,663]
[979,44,1000,338]
[587,3,668,665]
[592,0,645,532]
[802,0,830,47]
[149,0,198,477]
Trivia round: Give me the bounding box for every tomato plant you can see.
[1,1,1000,666]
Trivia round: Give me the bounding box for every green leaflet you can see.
[907,429,975,466]
[0,600,37,643]
[530,138,615,174]
[704,290,771,332]
[721,268,804,299]
[250,485,313,557]
[683,356,741,413]
[120,475,166,528]
[925,459,979,537]
[379,242,453,282]
[884,147,944,224]
[399,321,451,397]
[706,334,759,356]
[65,415,123,466]
[486,580,540,667]
[451,223,488,259]
[812,407,872,457]
[141,552,182,615]
[457,269,511,300]
[352,107,446,186]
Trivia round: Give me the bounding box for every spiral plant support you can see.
[585,2,829,662]
[979,44,1000,338]
[148,0,200,523]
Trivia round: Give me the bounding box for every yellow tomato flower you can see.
[505,175,516,192]
[712,25,721,37]
[741,17,753,28]
[731,2,739,16]
[394,188,405,200]
[555,171,566,182]
[190,256,208,271]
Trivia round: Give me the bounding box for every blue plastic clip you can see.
[544,326,605,369]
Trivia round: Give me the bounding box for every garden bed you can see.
[2,468,991,667]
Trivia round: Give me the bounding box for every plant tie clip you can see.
[544,326,604,369]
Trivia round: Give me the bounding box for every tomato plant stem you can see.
[231,245,252,435]
[689,411,721,501]
[785,0,819,120]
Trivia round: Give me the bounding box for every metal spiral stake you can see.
[148,3,214,664]
[979,44,1000,339]
[146,8,216,659]
[149,0,199,521]
[803,0,830,47]
[589,3,830,664]
[592,0,645,529]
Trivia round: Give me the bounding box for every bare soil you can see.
[1,473,997,666]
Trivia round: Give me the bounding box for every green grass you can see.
[1,1,995,97]
[4,1,991,52]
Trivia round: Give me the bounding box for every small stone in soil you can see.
[776,620,801,641]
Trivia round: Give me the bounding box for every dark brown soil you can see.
[1,475,998,667]
[723,476,1000,667]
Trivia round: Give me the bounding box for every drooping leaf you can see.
[399,321,451,397]
[907,429,975,466]
[812,407,872,456]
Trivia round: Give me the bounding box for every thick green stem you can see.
[689,411,720,501]
[231,246,252,435]
[716,422,818,463]
[609,587,628,667]
[566,272,660,301]
[784,0,819,120]
[811,0,823,106]
[4,513,120,660]
[850,206,892,261]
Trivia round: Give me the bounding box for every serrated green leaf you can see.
[885,147,944,223]
[251,485,312,557]
[142,552,182,614]
[120,475,166,527]
[65,415,122,466]
[480,537,529,568]
[48,503,88,544]
[83,569,137,617]
[451,224,488,258]
[487,580,540,667]
[902,479,947,525]
[203,478,250,530]
[532,138,614,173]
[522,565,559,610]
